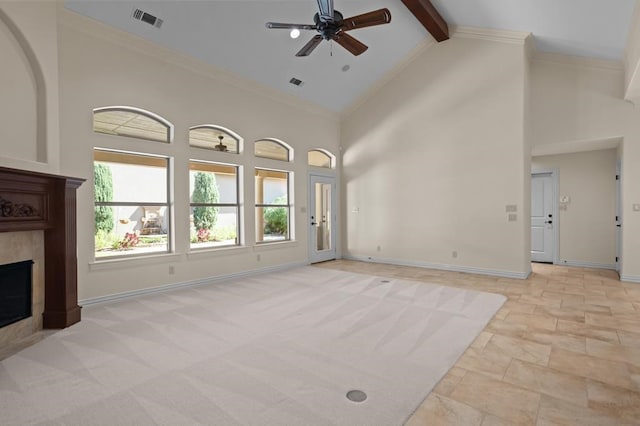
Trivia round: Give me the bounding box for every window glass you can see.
[189,126,240,154]
[255,169,290,242]
[255,139,290,162]
[94,150,170,258]
[189,161,239,249]
[308,149,334,168]
[93,108,171,143]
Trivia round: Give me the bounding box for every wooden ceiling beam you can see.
[400,0,449,42]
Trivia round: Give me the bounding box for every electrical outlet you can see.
[452,250,458,258]
[168,266,174,275]
[508,214,517,222]
[376,245,381,252]
[256,254,261,261]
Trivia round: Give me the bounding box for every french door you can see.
[309,175,336,263]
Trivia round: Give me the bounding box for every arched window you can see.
[189,125,241,154]
[308,149,335,168]
[255,138,292,162]
[93,107,173,143]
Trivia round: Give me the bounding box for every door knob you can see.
[545,221,553,224]
[311,222,317,226]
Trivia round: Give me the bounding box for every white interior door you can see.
[531,173,555,263]
[309,175,336,263]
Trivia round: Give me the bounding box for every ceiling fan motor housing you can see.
[314,10,344,40]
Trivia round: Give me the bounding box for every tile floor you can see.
[315,260,640,425]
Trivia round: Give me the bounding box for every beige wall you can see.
[0,2,59,173]
[341,35,531,277]
[53,9,340,300]
[625,0,640,102]
[531,55,640,280]
[532,149,617,267]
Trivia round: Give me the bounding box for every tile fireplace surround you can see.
[0,166,84,347]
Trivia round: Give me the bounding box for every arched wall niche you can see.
[0,8,47,164]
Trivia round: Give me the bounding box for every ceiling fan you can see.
[266,0,391,57]
[214,135,228,152]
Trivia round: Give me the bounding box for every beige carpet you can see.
[0,266,505,425]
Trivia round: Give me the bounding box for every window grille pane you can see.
[256,207,289,243]
[94,151,167,203]
[93,108,170,143]
[189,206,238,249]
[94,205,169,258]
[308,150,333,168]
[189,162,237,204]
[255,139,290,161]
[189,126,239,153]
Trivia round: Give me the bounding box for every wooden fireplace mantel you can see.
[0,166,85,328]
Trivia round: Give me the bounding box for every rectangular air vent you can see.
[289,78,304,87]
[132,8,163,28]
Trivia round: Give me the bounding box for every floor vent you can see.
[132,8,163,28]
[346,390,367,403]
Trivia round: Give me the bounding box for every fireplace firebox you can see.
[0,260,34,328]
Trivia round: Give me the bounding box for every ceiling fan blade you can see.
[342,8,392,31]
[266,22,317,30]
[296,35,324,57]
[332,32,368,56]
[316,0,334,22]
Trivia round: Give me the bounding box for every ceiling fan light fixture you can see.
[214,135,228,152]
[266,1,391,57]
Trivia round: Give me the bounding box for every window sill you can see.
[187,245,250,260]
[89,252,183,271]
[254,240,298,252]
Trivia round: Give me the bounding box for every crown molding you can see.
[341,38,435,118]
[57,5,339,122]
[451,25,531,45]
[533,51,624,71]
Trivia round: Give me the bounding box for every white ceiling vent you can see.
[132,8,163,28]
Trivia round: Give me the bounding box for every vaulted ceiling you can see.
[65,0,637,112]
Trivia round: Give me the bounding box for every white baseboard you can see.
[79,261,307,306]
[343,255,531,280]
[557,260,617,270]
[620,274,640,283]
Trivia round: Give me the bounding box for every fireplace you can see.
[0,260,34,328]
[0,166,84,334]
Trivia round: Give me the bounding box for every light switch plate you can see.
[505,205,517,212]
[508,213,517,222]
[560,195,570,203]
[633,204,640,212]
